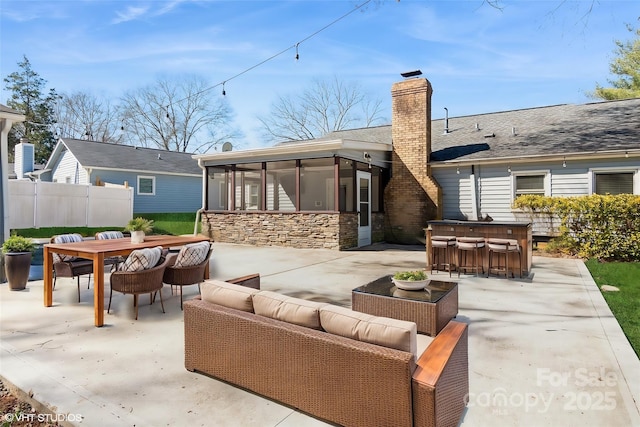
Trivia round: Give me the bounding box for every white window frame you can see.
[588,167,639,195]
[137,175,156,196]
[510,170,551,204]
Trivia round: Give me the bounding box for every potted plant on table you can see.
[124,217,154,244]
[392,270,430,291]
[2,235,36,291]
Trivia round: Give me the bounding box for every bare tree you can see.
[259,76,386,143]
[54,91,124,143]
[119,74,237,153]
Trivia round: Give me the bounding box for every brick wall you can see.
[384,78,442,244]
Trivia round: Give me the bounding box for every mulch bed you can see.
[0,379,60,427]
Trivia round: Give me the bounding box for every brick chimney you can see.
[383,77,442,244]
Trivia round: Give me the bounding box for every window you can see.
[266,161,296,211]
[137,176,155,195]
[234,163,262,210]
[300,158,334,211]
[512,171,550,202]
[594,172,634,195]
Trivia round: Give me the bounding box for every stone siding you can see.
[203,212,365,250]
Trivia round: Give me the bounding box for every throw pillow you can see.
[200,280,259,312]
[319,305,417,358]
[253,290,326,330]
[120,246,163,272]
[173,241,210,268]
[52,234,83,263]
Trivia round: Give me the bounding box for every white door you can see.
[357,171,371,247]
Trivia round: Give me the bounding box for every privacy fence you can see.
[9,180,133,229]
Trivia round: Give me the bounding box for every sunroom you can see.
[194,139,391,249]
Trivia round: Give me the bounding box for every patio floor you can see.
[1,242,639,426]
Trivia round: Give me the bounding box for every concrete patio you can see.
[1,242,639,426]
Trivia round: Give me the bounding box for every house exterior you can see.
[194,76,640,249]
[41,138,202,213]
[0,104,26,245]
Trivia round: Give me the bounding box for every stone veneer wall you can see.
[383,78,442,244]
[204,212,383,250]
[202,211,386,250]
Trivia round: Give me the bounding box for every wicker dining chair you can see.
[95,231,126,271]
[108,255,170,320]
[162,243,213,310]
[50,234,93,303]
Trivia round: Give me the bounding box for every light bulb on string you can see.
[295,43,300,61]
[222,82,226,96]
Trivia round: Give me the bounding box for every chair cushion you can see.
[252,291,326,330]
[52,234,83,263]
[96,231,124,240]
[201,280,260,312]
[120,246,163,272]
[319,305,417,357]
[173,241,210,268]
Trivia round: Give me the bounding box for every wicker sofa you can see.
[184,278,468,427]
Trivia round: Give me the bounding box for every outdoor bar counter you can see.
[426,220,532,276]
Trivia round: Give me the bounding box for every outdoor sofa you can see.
[184,277,468,427]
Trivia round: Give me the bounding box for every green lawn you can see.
[584,259,640,358]
[11,212,200,238]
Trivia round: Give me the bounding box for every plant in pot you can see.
[392,270,429,291]
[2,235,36,291]
[124,217,154,244]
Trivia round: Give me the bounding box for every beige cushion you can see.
[201,280,260,313]
[174,241,210,268]
[252,291,326,330]
[120,246,162,272]
[319,305,417,357]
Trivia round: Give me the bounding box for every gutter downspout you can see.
[195,158,207,236]
[470,165,479,221]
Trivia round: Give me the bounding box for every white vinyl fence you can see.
[9,180,133,229]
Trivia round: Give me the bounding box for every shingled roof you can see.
[55,139,201,175]
[312,97,640,163]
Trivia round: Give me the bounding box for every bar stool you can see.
[430,235,456,277]
[487,238,522,278]
[456,237,485,277]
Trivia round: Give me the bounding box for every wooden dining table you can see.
[44,234,211,327]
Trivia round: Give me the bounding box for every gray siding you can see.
[90,170,202,213]
[433,157,640,224]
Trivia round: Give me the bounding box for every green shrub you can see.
[514,194,640,261]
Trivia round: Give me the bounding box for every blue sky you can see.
[1,0,636,150]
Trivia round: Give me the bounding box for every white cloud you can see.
[112,5,151,24]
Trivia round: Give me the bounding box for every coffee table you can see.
[351,275,458,336]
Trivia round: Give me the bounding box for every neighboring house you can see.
[195,76,640,250]
[42,138,202,213]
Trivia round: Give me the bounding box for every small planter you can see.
[130,230,145,244]
[392,270,429,291]
[5,252,32,291]
[392,277,430,291]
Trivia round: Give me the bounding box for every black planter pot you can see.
[5,252,32,291]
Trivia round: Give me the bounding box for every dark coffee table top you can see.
[353,275,457,303]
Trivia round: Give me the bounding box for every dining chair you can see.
[50,234,93,302]
[162,242,213,309]
[108,247,170,320]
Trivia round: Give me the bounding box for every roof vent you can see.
[484,133,495,138]
[157,153,161,160]
[443,107,449,134]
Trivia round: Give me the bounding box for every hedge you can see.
[513,194,640,261]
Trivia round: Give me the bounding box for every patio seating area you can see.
[1,242,639,426]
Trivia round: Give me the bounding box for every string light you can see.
[295,43,300,61]
[222,82,226,96]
